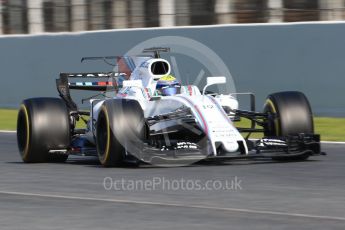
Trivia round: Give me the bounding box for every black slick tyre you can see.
[96,99,146,167]
[17,98,70,163]
[263,91,314,161]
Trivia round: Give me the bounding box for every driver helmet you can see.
[156,75,181,96]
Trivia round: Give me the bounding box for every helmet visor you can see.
[160,85,181,96]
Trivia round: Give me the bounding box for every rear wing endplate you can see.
[56,72,120,110]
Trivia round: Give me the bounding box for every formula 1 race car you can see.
[17,47,322,166]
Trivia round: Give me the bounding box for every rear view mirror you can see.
[207,76,226,85]
[203,76,226,95]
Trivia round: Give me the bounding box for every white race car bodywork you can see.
[18,47,321,166]
[86,55,247,158]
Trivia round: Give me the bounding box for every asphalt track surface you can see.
[0,132,344,230]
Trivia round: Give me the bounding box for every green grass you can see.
[0,109,87,130]
[1,109,344,141]
[313,117,345,141]
[0,109,17,130]
[234,117,345,141]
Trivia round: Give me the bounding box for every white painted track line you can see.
[0,190,345,221]
[320,141,345,144]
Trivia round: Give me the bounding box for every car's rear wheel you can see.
[96,99,146,167]
[263,91,314,161]
[17,98,70,163]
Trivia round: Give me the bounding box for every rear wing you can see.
[56,72,120,111]
[56,56,137,110]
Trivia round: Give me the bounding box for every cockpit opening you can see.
[151,61,169,75]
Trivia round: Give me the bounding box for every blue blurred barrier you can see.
[0,22,344,116]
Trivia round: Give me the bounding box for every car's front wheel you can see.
[96,99,146,167]
[263,91,314,161]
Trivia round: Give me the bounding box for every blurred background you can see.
[0,0,345,34]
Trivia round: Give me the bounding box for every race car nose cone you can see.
[222,141,239,153]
